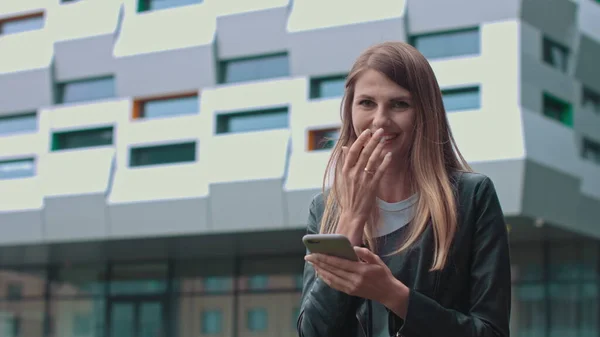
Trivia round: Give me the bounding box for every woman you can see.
[297,41,511,337]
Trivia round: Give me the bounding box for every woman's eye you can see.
[359,100,374,107]
[393,101,410,109]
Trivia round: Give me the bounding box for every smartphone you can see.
[302,234,359,261]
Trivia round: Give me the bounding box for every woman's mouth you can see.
[381,133,399,143]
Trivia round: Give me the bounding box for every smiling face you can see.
[351,68,416,163]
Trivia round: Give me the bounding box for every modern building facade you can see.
[0,0,599,336]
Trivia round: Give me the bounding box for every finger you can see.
[343,129,371,173]
[314,265,354,292]
[355,128,383,171]
[363,138,386,173]
[310,253,360,272]
[354,247,382,265]
[372,152,392,182]
[315,259,357,281]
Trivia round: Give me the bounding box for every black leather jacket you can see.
[297,172,512,337]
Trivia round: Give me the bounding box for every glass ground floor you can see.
[0,227,599,337]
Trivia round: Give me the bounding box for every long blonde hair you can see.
[319,42,472,271]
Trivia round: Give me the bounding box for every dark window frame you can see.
[441,86,481,112]
[218,52,290,85]
[542,37,569,73]
[409,27,481,60]
[129,141,197,167]
[215,107,289,135]
[542,93,573,127]
[308,127,340,151]
[54,75,116,105]
[309,74,347,99]
[51,126,114,151]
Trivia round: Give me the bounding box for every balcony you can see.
[113,0,216,97]
[215,0,289,59]
[48,0,122,81]
[286,0,407,77]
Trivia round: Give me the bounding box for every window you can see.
[133,94,198,119]
[6,283,22,301]
[543,37,569,73]
[219,53,289,84]
[203,277,232,293]
[308,128,340,151]
[582,87,600,114]
[216,107,288,134]
[72,313,92,336]
[294,275,303,290]
[582,138,600,165]
[137,0,202,12]
[0,158,35,180]
[411,28,480,60]
[201,310,222,334]
[55,76,115,104]
[51,127,114,151]
[292,307,300,330]
[0,314,21,337]
[247,276,269,290]
[0,113,37,135]
[0,14,44,35]
[246,308,268,332]
[310,75,346,99]
[542,93,573,127]
[442,86,481,112]
[129,142,196,167]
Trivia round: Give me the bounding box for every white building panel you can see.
[48,0,122,42]
[0,31,53,114]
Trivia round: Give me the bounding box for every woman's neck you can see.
[377,163,413,203]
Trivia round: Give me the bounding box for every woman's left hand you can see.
[305,247,406,306]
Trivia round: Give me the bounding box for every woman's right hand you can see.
[336,128,392,246]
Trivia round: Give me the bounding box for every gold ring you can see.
[364,168,375,175]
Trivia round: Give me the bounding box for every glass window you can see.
[129,142,196,167]
[514,284,546,337]
[50,265,107,297]
[246,308,268,332]
[138,95,199,119]
[202,277,233,294]
[0,113,37,135]
[294,275,303,290]
[543,37,569,73]
[543,93,573,127]
[309,128,340,151]
[247,276,269,290]
[310,75,346,99]
[201,310,222,334]
[582,138,600,165]
[0,158,35,180]
[52,127,113,151]
[582,87,600,114]
[442,86,480,112]
[0,301,44,337]
[138,0,202,12]
[109,263,167,296]
[220,53,289,84]
[292,307,300,330]
[0,269,46,299]
[48,299,105,337]
[216,107,288,134]
[6,284,22,301]
[173,258,234,294]
[1,15,44,35]
[412,28,480,60]
[55,77,115,104]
